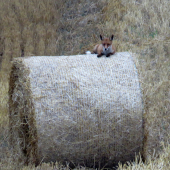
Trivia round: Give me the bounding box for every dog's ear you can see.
[100,35,103,40]
[110,34,114,41]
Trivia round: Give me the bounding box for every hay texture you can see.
[9,52,143,167]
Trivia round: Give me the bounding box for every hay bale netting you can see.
[9,52,143,167]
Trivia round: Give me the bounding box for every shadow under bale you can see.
[9,52,143,168]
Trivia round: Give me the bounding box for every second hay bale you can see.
[9,52,143,167]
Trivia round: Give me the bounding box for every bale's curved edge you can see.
[9,59,39,165]
[9,52,144,168]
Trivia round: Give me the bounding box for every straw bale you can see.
[9,52,143,167]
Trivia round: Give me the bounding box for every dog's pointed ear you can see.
[100,35,103,40]
[110,34,114,41]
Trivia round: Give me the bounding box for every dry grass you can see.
[104,0,170,161]
[118,143,170,170]
[0,0,170,169]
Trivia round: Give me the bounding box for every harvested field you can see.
[0,0,169,169]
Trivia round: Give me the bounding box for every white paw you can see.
[86,51,91,54]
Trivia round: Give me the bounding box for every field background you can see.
[0,0,170,169]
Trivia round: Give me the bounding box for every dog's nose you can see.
[105,48,107,51]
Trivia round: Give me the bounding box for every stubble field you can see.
[0,0,170,169]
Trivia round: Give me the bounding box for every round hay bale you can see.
[9,52,143,168]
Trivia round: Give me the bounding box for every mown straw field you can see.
[0,0,170,169]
